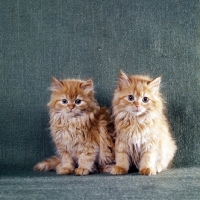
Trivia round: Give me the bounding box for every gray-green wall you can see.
[1,0,200,169]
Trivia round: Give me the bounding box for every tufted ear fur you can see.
[51,77,64,91]
[118,71,131,90]
[81,79,93,92]
[148,76,161,94]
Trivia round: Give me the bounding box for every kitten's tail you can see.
[34,156,61,172]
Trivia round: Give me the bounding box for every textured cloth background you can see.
[0,0,200,170]
[0,168,199,199]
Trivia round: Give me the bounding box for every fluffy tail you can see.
[34,156,61,172]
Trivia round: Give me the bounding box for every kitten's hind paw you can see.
[101,164,114,173]
[74,168,89,176]
[139,168,156,176]
[56,164,73,175]
[111,166,127,175]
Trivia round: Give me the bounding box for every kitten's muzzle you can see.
[68,104,75,111]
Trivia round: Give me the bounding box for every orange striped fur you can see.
[34,78,114,175]
[110,71,177,175]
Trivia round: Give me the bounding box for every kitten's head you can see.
[113,71,163,117]
[48,77,98,117]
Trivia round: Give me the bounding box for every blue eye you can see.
[75,99,81,104]
[128,95,134,101]
[62,99,68,104]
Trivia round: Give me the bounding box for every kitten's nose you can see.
[68,105,75,111]
[135,105,139,111]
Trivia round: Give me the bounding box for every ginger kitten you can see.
[34,77,114,175]
[110,71,177,175]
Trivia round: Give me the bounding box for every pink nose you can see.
[68,105,75,111]
[135,105,139,111]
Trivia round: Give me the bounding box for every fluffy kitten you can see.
[110,71,177,175]
[34,77,114,175]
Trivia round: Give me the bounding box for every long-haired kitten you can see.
[110,71,177,175]
[34,77,114,175]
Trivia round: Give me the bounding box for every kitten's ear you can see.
[148,76,161,94]
[81,79,93,92]
[118,70,131,90]
[51,77,63,91]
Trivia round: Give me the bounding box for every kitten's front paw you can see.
[74,168,89,176]
[111,166,127,175]
[56,164,73,175]
[139,168,156,176]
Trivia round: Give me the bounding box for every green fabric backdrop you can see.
[1,0,200,171]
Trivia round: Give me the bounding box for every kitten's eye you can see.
[128,95,134,101]
[142,97,149,103]
[75,99,82,104]
[62,99,68,104]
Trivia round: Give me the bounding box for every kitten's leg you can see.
[101,164,115,173]
[111,141,129,175]
[56,150,75,175]
[156,154,174,173]
[75,151,97,176]
[156,141,177,173]
[139,151,157,175]
[98,134,115,172]
[156,162,164,173]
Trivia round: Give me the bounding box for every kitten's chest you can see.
[55,124,88,143]
[128,122,152,148]
[51,115,90,145]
